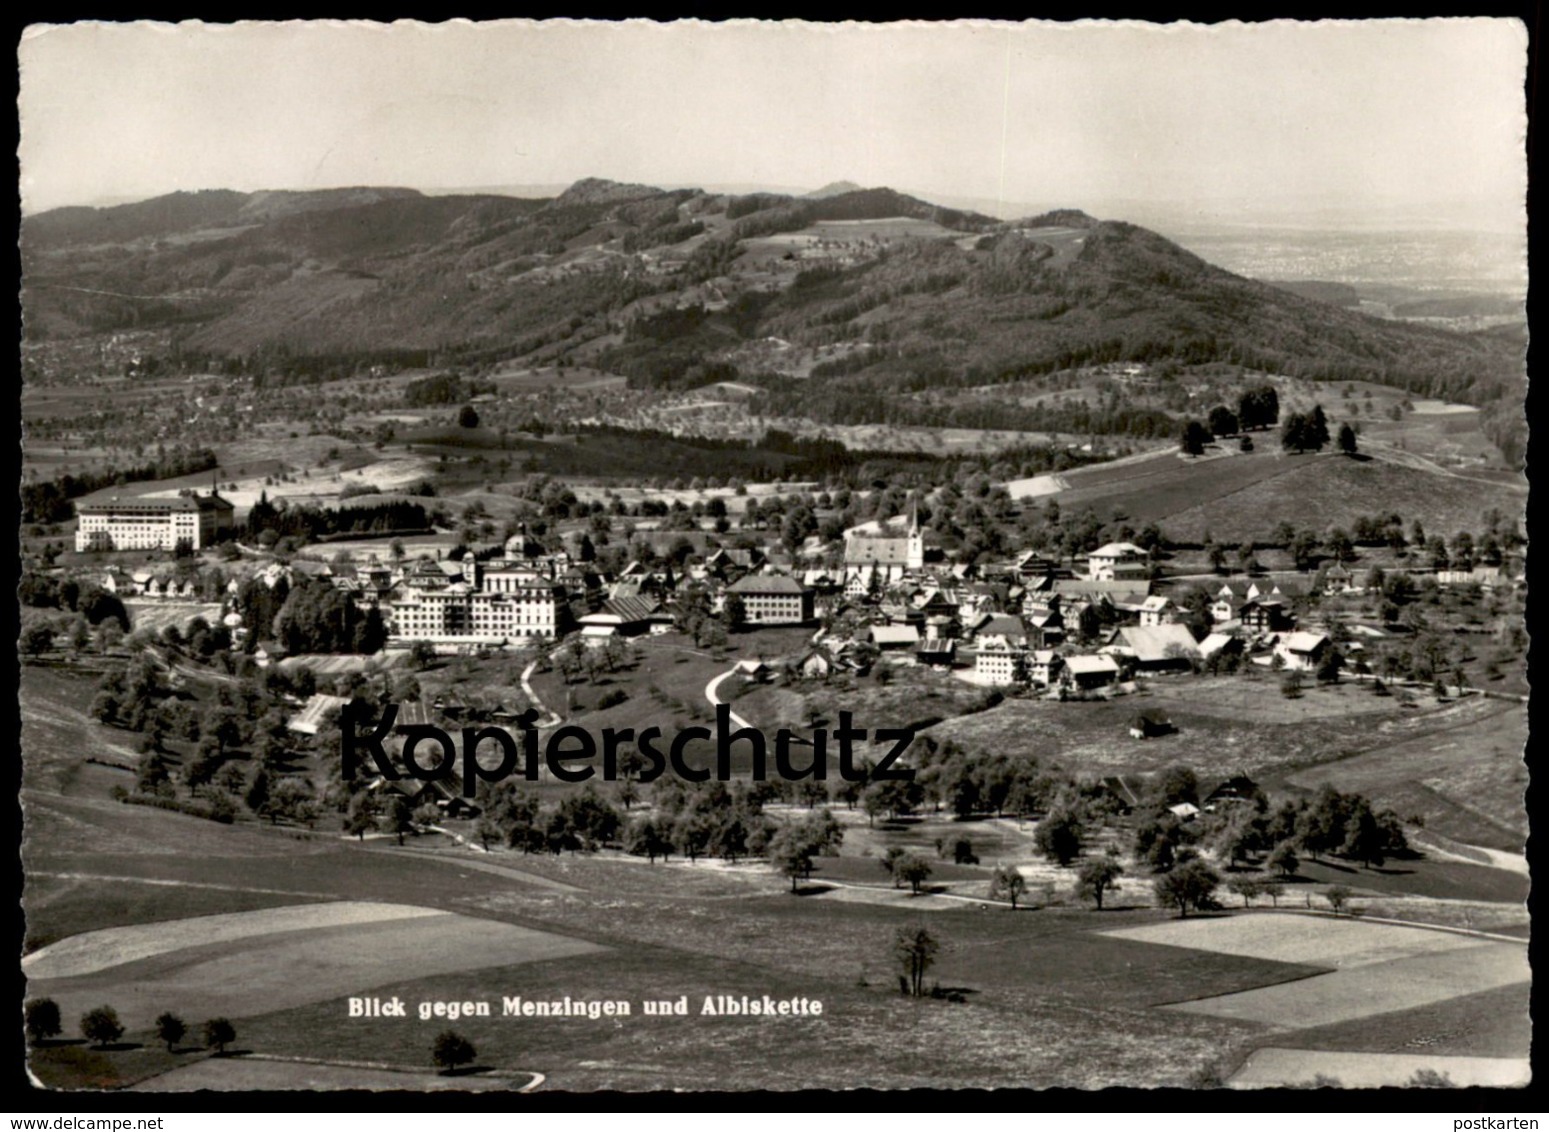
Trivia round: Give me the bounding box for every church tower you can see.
[905,493,924,570]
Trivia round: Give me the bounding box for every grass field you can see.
[20,645,1532,1092]
[1003,438,1525,546]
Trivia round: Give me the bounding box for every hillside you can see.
[22,179,1525,433]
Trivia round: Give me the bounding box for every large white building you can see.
[75,492,235,552]
[387,554,564,645]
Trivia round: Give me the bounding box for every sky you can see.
[17,18,1530,228]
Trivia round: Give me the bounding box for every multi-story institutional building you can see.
[726,573,815,625]
[387,553,564,644]
[75,492,235,552]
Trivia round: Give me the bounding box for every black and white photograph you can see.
[15,17,1530,1096]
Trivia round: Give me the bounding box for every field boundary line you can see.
[27,870,338,899]
[1232,907,1528,945]
[144,1052,545,1092]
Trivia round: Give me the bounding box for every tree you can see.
[722,593,747,631]
[1267,840,1300,878]
[1324,884,1352,915]
[1228,878,1264,908]
[988,864,1027,910]
[1281,413,1309,454]
[1034,800,1084,865]
[203,1017,236,1054]
[24,999,61,1045]
[1306,405,1331,451]
[894,925,940,998]
[389,794,417,846]
[1152,859,1220,918]
[895,852,933,895]
[1076,855,1125,910]
[1179,420,1210,457]
[346,794,379,841]
[433,1030,477,1075]
[244,765,272,819]
[458,404,480,428]
[80,1005,124,1049]
[20,625,54,658]
[1207,405,1239,437]
[1338,423,1359,456]
[155,1012,187,1052]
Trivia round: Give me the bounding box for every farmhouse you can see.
[75,490,235,552]
[1114,624,1200,672]
[1027,649,1063,688]
[869,624,921,651]
[1274,631,1331,671]
[286,693,352,737]
[1063,654,1120,691]
[1129,708,1175,739]
[791,647,835,681]
[726,574,815,625]
[1239,597,1292,634]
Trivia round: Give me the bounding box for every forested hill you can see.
[711,220,1523,407]
[22,178,1523,418]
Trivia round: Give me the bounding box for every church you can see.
[843,497,925,592]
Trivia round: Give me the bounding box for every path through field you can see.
[135,1056,543,1092]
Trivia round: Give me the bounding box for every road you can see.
[704,668,755,730]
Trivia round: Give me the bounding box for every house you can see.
[975,613,1028,646]
[726,574,815,625]
[1129,707,1175,739]
[916,636,956,668]
[1211,582,1273,624]
[734,659,771,683]
[1096,775,1145,814]
[1322,563,1354,595]
[1168,802,1201,822]
[1014,551,1058,580]
[1197,632,1245,663]
[578,596,664,638]
[1086,542,1150,582]
[286,693,352,737]
[1115,624,1200,671]
[1052,579,1152,611]
[972,635,1025,685]
[1204,774,1260,809]
[792,647,835,681]
[1027,649,1063,688]
[1275,631,1331,671]
[1063,654,1121,690]
[1437,564,1504,589]
[1239,598,1292,635]
[869,624,921,651]
[1136,595,1175,627]
[1026,608,1065,647]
